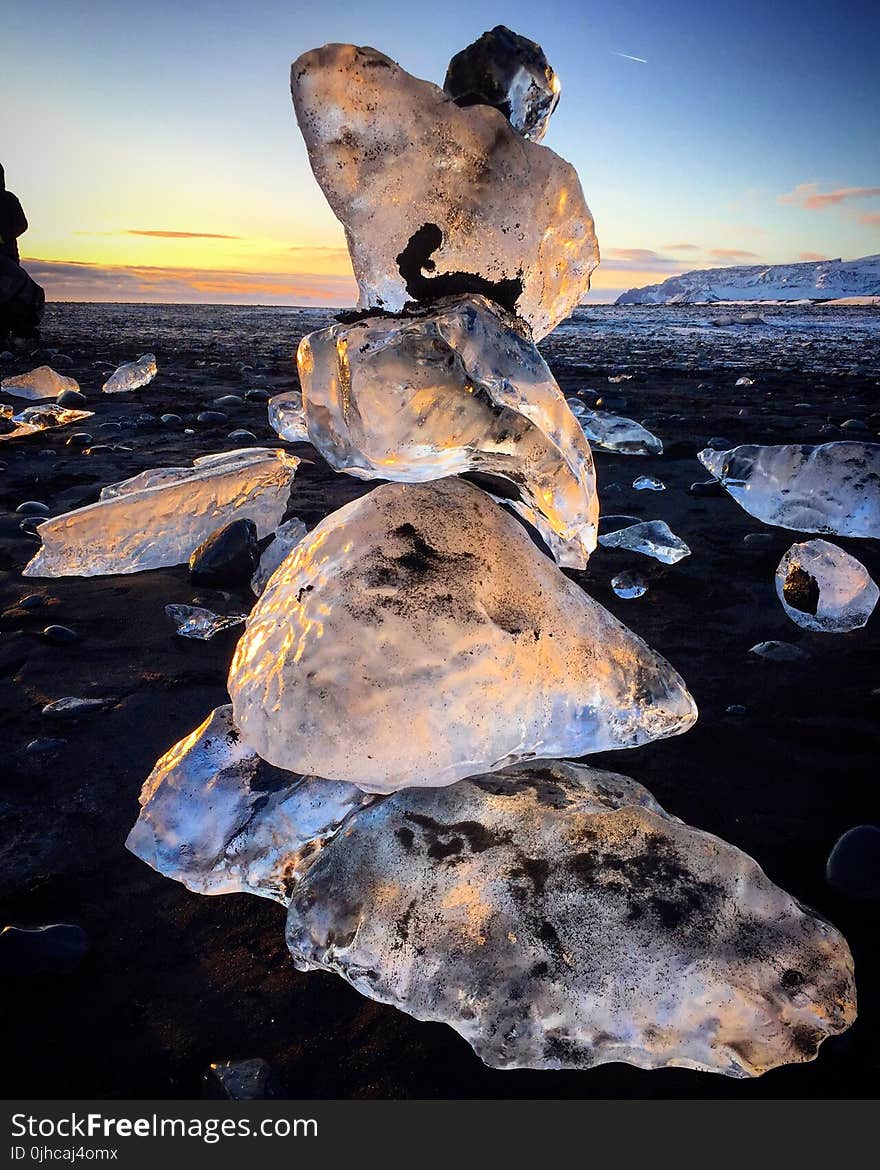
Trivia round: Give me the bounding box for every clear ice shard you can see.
[1,366,80,400]
[633,475,665,491]
[290,44,598,340]
[165,604,247,640]
[698,442,880,537]
[283,760,856,1076]
[611,571,648,599]
[578,411,663,455]
[229,478,696,794]
[295,296,598,567]
[23,448,299,578]
[775,539,878,633]
[125,705,370,902]
[251,517,308,596]
[598,520,690,564]
[443,25,561,143]
[0,404,93,442]
[102,353,157,394]
[267,391,308,443]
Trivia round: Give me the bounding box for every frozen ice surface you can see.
[612,571,648,599]
[698,442,880,537]
[633,475,665,491]
[126,705,369,902]
[229,478,696,793]
[251,517,308,596]
[599,520,690,564]
[1,366,80,400]
[290,43,598,340]
[296,296,598,567]
[443,25,560,143]
[578,411,663,455]
[0,404,93,442]
[23,448,299,578]
[102,353,157,394]
[165,604,247,641]
[267,391,308,443]
[284,760,856,1076]
[775,539,878,633]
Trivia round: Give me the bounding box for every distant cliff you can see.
[616,254,880,304]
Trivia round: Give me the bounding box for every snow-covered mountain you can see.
[615,254,880,305]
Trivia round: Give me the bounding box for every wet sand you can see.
[0,302,878,1098]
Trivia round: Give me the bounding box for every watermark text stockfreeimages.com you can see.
[10,1112,317,1147]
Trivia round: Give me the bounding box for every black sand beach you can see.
[1,301,878,1098]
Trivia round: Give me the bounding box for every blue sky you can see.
[4,0,879,303]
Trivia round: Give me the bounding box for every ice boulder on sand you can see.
[23,448,299,577]
[578,411,662,456]
[699,442,880,538]
[290,43,598,339]
[775,539,878,633]
[1,365,79,401]
[228,478,696,794]
[295,296,598,567]
[102,353,157,394]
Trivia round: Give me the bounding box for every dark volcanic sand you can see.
[1,302,878,1099]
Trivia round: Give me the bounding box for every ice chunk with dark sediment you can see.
[283,760,856,1076]
[598,520,690,564]
[23,448,299,578]
[228,478,696,794]
[251,517,308,596]
[290,44,598,339]
[775,539,878,632]
[443,25,560,143]
[0,403,93,442]
[295,296,598,566]
[267,391,308,443]
[165,604,247,640]
[698,442,880,537]
[125,705,369,902]
[1,366,80,400]
[102,353,157,394]
[578,411,663,455]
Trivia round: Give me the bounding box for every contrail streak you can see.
[611,50,648,63]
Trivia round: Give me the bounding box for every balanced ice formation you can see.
[229,478,696,793]
[578,411,663,456]
[1,366,79,400]
[0,404,93,442]
[251,517,308,596]
[284,760,856,1076]
[775,539,878,633]
[102,353,157,394]
[296,296,598,567]
[443,25,560,143]
[599,520,690,564]
[267,391,308,443]
[126,705,369,902]
[23,448,299,578]
[699,442,880,538]
[290,43,598,339]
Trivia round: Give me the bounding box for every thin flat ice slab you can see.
[1,366,80,400]
[1,404,93,442]
[102,353,157,394]
[578,411,663,455]
[290,44,598,339]
[598,520,690,564]
[699,442,880,537]
[284,760,856,1076]
[165,604,247,641]
[229,478,696,794]
[23,448,299,578]
[295,296,598,567]
[775,539,878,632]
[126,705,369,902]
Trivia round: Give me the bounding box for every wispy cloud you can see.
[779,183,880,210]
[859,211,880,226]
[22,257,357,306]
[709,248,761,260]
[662,242,700,251]
[610,50,647,64]
[601,247,683,273]
[126,229,241,239]
[798,251,828,262]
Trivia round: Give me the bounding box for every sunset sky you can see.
[5,0,879,305]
